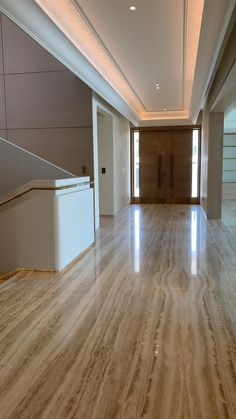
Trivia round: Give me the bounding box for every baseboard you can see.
[0,243,96,282]
[0,268,57,281]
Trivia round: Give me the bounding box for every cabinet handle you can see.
[170,153,174,189]
[158,154,162,188]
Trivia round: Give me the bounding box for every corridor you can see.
[0,204,236,419]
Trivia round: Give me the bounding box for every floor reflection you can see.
[2,204,236,418]
[134,209,140,273]
[191,209,198,275]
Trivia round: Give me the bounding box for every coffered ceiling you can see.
[74,0,186,113]
[0,0,235,125]
[33,0,204,123]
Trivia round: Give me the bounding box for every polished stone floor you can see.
[0,203,236,419]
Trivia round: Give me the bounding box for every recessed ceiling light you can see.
[130,6,136,11]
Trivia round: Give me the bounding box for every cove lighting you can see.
[34,0,204,122]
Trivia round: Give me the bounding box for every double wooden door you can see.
[139,129,195,204]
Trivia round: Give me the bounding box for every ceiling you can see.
[0,0,235,126]
[33,0,204,122]
[74,0,185,113]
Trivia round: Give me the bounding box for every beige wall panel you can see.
[5,71,92,129]
[0,12,93,190]
[0,17,3,75]
[0,75,6,129]
[0,129,6,139]
[7,128,94,178]
[1,15,65,74]
[113,111,130,213]
[200,19,236,219]
[200,109,209,214]
[201,111,224,219]
[0,138,72,196]
[207,112,224,219]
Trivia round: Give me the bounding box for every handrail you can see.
[0,181,94,208]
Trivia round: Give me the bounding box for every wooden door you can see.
[139,130,171,203]
[139,131,158,203]
[166,130,193,203]
[138,129,195,204]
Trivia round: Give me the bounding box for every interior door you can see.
[166,130,193,203]
[156,131,172,202]
[139,131,158,203]
[138,129,195,204]
[139,130,171,203]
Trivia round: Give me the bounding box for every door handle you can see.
[170,153,174,189]
[158,154,162,188]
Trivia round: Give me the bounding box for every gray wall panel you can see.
[8,128,94,177]
[0,75,6,129]
[0,13,93,178]
[0,129,6,139]
[0,16,4,75]
[0,138,73,196]
[5,72,92,129]
[1,14,65,74]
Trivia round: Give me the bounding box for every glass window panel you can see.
[224,135,236,147]
[192,130,199,198]
[223,160,236,171]
[223,147,236,158]
[223,172,236,182]
[133,132,140,198]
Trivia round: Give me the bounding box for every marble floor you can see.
[0,203,236,419]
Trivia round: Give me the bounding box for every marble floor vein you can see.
[0,203,236,419]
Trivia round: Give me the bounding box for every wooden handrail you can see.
[0,181,93,208]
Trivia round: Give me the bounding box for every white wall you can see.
[0,179,94,273]
[55,187,94,270]
[97,113,114,215]
[93,94,130,228]
[0,137,74,196]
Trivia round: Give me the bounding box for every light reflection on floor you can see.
[191,209,198,275]
[134,209,140,273]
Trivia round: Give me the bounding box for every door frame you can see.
[130,125,201,205]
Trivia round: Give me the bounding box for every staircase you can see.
[0,136,75,197]
[0,137,94,276]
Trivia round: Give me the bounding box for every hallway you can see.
[0,204,236,418]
